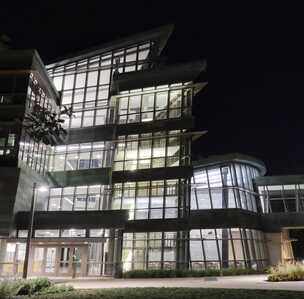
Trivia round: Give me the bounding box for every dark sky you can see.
[1,2,304,175]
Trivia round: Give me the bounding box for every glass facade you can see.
[112,180,182,220]
[117,83,192,124]
[49,142,114,172]
[258,184,304,213]
[122,232,181,271]
[189,228,268,270]
[0,133,16,156]
[113,130,188,171]
[191,163,261,212]
[1,228,117,277]
[48,42,152,129]
[39,185,110,211]
[18,73,59,174]
[2,28,287,278]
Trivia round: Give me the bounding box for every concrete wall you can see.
[265,232,282,266]
[0,165,48,237]
[0,167,20,236]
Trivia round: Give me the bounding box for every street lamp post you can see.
[22,182,37,279]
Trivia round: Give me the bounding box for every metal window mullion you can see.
[121,182,124,211]
[71,186,76,211]
[295,184,300,212]
[228,228,237,268]
[240,228,251,268]
[46,189,51,211]
[163,180,166,219]
[265,186,272,213]
[214,229,222,269]
[148,181,152,219]
[81,62,89,128]
[220,167,228,208]
[151,132,155,170]
[122,136,127,171]
[281,185,288,212]
[192,176,200,210]
[135,134,140,170]
[95,56,102,125]
[160,232,165,270]
[239,165,249,210]
[249,229,258,266]
[199,229,207,269]
[143,233,148,270]
[84,186,89,211]
[229,165,238,208]
[232,164,243,209]
[206,168,214,209]
[135,45,139,71]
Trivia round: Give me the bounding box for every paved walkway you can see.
[54,275,304,291]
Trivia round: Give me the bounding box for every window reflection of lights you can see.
[63,197,73,205]
[93,144,105,149]
[142,118,153,122]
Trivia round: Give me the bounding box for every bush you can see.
[0,280,23,299]
[36,284,74,295]
[0,277,73,298]
[267,263,304,282]
[122,268,262,278]
[18,277,52,295]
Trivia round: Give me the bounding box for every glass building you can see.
[1,26,304,278]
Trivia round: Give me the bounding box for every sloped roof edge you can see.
[193,153,267,175]
[46,24,174,69]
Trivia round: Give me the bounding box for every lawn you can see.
[30,288,304,299]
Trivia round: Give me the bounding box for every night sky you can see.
[1,2,303,175]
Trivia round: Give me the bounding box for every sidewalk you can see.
[54,275,304,291]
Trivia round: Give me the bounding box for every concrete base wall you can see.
[265,232,282,266]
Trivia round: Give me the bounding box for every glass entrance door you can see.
[58,246,86,277]
[31,245,87,277]
[58,247,71,275]
[31,247,57,276]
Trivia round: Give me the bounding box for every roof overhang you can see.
[0,49,60,103]
[255,174,304,186]
[193,153,267,175]
[112,60,207,93]
[46,24,174,69]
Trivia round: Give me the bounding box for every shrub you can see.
[0,277,73,298]
[122,268,262,278]
[36,284,74,295]
[18,277,52,295]
[267,263,304,282]
[0,280,23,299]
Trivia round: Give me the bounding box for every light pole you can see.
[22,183,48,279]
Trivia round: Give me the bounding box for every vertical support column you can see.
[23,182,36,279]
[0,239,7,275]
[176,231,189,270]
[113,229,123,278]
[106,229,115,276]
[221,168,229,268]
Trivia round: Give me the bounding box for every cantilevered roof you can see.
[255,174,304,186]
[112,60,207,93]
[0,49,60,102]
[193,153,267,175]
[47,24,174,69]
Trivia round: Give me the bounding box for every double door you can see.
[31,245,87,277]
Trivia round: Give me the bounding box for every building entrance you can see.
[30,245,87,277]
[289,229,304,261]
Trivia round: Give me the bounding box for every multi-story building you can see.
[0,25,303,278]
